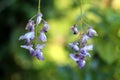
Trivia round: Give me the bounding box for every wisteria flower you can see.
[69,53,86,68]
[42,21,49,32]
[19,31,34,44]
[77,60,86,69]
[36,44,45,50]
[81,33,90,42]
[34,49,44,60]
[25,20,35,31]
[20,45,34,54]
[80,33,90,47]
[68,42,79,52]
[83,44,93,51]
[36,12,43,24]
[38,32,47,42]
[71,24,79,34]
[80,45,93,57]
[69,54,79,62]
[87,27,98,37]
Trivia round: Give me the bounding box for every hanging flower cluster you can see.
[19,12,49,60]
[68,24,98,68]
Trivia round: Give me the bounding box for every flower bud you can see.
[36,12,43,24]
[87,27,98,37]
[71,24,79,34]
[42,21,49,32]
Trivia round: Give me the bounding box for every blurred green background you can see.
[0,0,120,80]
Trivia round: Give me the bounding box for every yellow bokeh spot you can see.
[112,0,120,10]
[48,43,67,65]
[54,0,72,10]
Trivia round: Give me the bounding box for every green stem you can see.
[34,0,41,47]
[80,0,83,33]
[38,0,41,13]
[75,0,84,42]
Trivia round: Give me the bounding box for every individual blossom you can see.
[81,33,90,42]
[33,44,45,60]
[36,12,43,24]
[38,32,47,42]
[77,59,86,69]
[87,27,98,38]
[82,44,93,51]
[68,42,79,52]
[36,44,45,50]
[71,24,79,34]
[41,21,49,32]
[19,31,34,44]
[25,20,35,31]
[34,49,44,60]
[80,44,93,57]
[69,54,80,62]
[80,33,90,47]
[69,53,86,68]
[20,44,45,60]
[20,44,34,54]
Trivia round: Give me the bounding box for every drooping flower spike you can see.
[68,25,97,69]
[19,0,49,60]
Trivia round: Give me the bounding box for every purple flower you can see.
[77,60,86,69]
[69,53,86,68]
[36,44,45,50]
[25,20,35,31]
[68,42,79,52]
[38,32,47,42]
[69,54,79,62]
[71,24,79,34]
[33,44,45,60]
[81,33,90,42]
[83,44,93,51]
[87,27,98,37]
[42,21,49,32]
[80,33,90,47]
[80,45,93,57]
[36,12,43,24]
[80,49,91,57]
[19,31,34,44]
[20,45,34,54]
[20,44,45,60]
[34,49,44,60]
